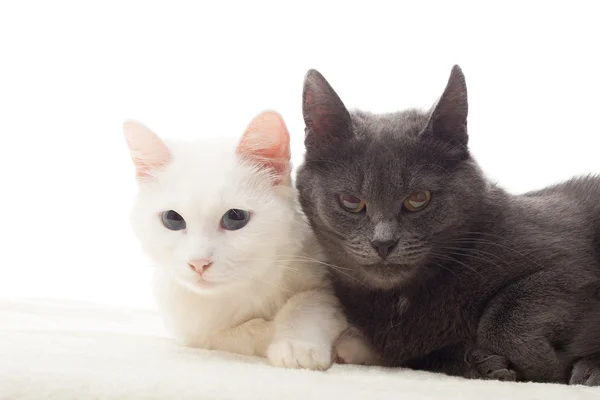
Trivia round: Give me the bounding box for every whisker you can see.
[435,248,509,274]
[241,257,354,272]
[429,252,483,278]
[333,269,370,288]
[429,260,458,278]
[445,237,545,269]
[247,274,293,294]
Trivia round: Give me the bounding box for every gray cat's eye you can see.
[161,210,186,231]
[221,209,251,231]
[403,191,431,212]
[339,194,366,213]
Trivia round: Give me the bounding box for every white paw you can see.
[268,339,333,370]
[334,329,381,366]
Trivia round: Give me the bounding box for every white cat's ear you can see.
[123,120,171,181]
[237,111,291,185]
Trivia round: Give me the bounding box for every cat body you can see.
[125,112,346,370]
[296,66,600,384]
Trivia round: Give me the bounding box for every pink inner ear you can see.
[237,111,291,183]
[123,120,171,181]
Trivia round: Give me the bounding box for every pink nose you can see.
[188,259,212,275]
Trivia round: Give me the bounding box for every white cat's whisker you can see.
[243,255,355,272]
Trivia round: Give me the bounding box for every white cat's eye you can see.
[221,209,251,231]
[339,194,366,213]
[161,210,186,230]
[403,191,431,212]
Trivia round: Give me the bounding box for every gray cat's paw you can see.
[570,357,600,386]
[488,368,517,381]
[465,348,517,382]
[334,327,382,366]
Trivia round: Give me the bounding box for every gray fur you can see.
[296,66,600,385]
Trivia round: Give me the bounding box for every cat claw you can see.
[570,357,600,386]
[268,339,333,371]
[489,368,517,381]
[465,348,517,382]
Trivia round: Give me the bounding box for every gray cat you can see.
[295,65,600,385]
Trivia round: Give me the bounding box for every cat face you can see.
[297,67,487,289]
[125,112,297,294]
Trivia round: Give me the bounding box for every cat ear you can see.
[302,69,352,148]
[424,65,469,148]
[237,111,291,185]
[123,120,171,181]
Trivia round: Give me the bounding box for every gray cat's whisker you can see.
[437,247,511,273]
[428,253,482,277]
[243,256,354,272]
[429,261,458,278]
[446,238,545,269]
[433,250,507,275]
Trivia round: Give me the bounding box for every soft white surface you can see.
[1,299,598,399]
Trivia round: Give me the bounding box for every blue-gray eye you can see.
[161,210,186,231]
[221,209,250,230]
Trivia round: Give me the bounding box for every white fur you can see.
[130,135,347,370]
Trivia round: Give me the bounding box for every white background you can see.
[0,1,598,309]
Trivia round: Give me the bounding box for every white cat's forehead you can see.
[146,139,273,215]
[167,138,237,172]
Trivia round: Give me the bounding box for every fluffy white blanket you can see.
[0,299,597,399]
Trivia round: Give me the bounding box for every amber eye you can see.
[339,194,366,213]
[403,191,431,212]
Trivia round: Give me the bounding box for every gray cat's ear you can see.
[424,65,469,148]
[302,69,352,148]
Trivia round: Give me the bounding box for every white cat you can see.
[124,111,347,370]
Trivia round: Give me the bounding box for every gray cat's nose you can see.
[371,239,399,259]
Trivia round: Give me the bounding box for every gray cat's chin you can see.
[359,264,417,289]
